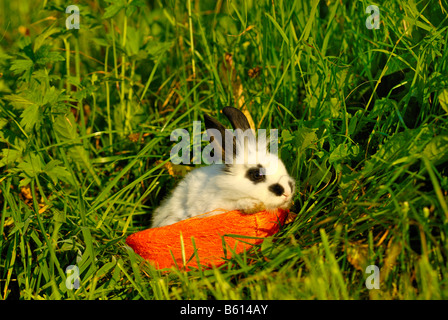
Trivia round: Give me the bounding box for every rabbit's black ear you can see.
[222,106,252,131]
[204,113,236,163]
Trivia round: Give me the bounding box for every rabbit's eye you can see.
[246,167,266,183]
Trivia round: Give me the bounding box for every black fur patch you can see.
[288,181,294,192]
[269,183,284,196]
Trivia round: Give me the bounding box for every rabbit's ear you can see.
[222,106,252,131]
[204,113,236,163]
[223,107,257,163]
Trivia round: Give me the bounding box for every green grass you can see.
[1,0,448,300]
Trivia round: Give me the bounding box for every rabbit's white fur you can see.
[151,108,295,228]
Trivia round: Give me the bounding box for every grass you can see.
[0,0,448,300]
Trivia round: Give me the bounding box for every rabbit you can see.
[150,106,295,228]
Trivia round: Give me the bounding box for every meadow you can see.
[1,0,448,300]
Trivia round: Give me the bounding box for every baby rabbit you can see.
[151,107,295,228]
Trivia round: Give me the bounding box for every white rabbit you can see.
[150,107,295,228]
